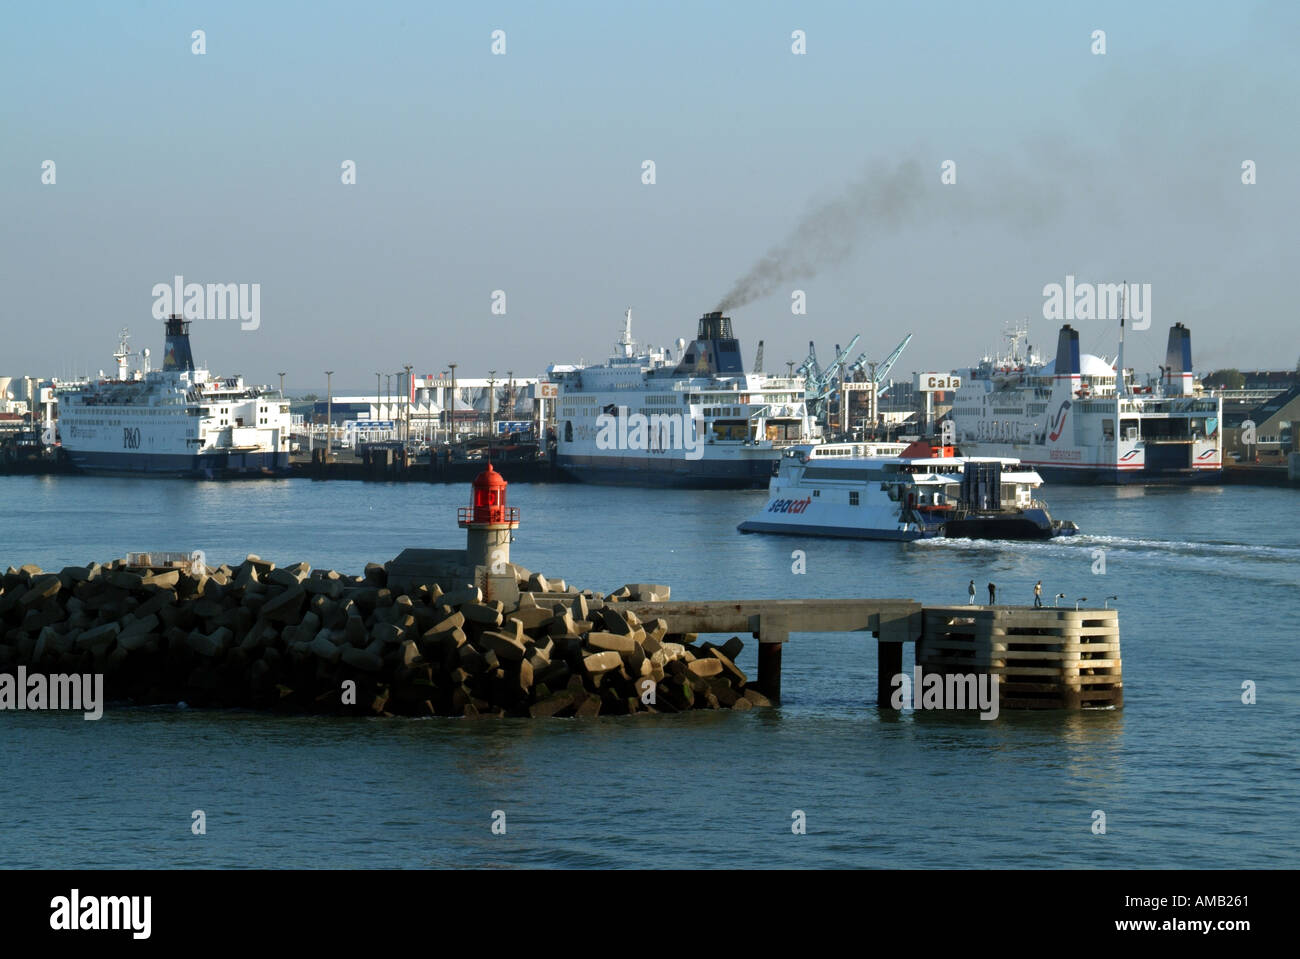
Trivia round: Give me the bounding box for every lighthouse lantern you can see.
[457,464,520,599]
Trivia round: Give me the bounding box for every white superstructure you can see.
[949,321,1222,483]
[55,317,291,476]
[739,441,1077,541]
[548,309,821,488]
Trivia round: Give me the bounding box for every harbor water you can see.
[1,475,1298,868]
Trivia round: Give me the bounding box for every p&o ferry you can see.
[55,317,291,477]
[548,309,820,488]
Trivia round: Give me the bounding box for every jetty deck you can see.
[589,598,1122,709]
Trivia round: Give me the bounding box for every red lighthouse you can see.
[457,463,520,578]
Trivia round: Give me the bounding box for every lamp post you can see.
[506,369,514,435]
[449,362,457,446]
[325,371,334,460]
[375,372,381,422]
[441,369,449,443]
[385,374,392,438]
[867,361,879,432]
[487,370,497,451]
[393,370,404,444]
[403,363,413,446]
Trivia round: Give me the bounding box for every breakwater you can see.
[0,558,765,717]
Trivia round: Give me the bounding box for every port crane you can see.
[795,335,859,427]
[794,341,820,385]
[795,332,912,431]
[795,337,858,400]
[848,332,912,397]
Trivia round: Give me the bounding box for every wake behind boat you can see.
[738,441,1079,541]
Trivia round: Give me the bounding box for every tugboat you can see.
[738,440,1079,541]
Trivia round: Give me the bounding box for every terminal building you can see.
[1222,385,1299,462]
[309,374,550,444]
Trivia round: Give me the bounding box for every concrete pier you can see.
[609,598,1121,710]
[619,598,922,706]
[918,606,1123,709]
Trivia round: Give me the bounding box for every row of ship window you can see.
[73,407,214,415]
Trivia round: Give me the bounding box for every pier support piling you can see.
[753,618,789,704]
[877,640,903,709]
[756,640,783,704]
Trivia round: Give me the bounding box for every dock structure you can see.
[919,606,1122,709]
[619,599,922,707]
[594,598,1122,710]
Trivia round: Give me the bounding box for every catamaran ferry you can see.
[949,321,1222,483]
[55,317,291,477]
[548,309,820,488]
[738,441,1078,541]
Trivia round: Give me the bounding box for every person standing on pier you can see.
[1034,581,1043,608]
[968,580,976,605]
[988,582,996,605]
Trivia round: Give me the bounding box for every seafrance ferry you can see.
[55,316,291,477]
[950,321,1222,483]
[548,310,820,488]
[738,441,1079,541]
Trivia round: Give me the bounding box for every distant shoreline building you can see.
[310,374,546,442]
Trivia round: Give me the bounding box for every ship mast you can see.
[618,308,635,358]
[1115,284,1127,397]
[112,328,130,380]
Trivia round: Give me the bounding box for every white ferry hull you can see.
[738,443,1077,541]
[951,323,1222,485]
[955,439,1221,485]
[551,310,819,490]
[55,317,292,479]
[739,503,929,540]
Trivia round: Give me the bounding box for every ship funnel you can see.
[0,376,11,400]
[697,310,734,341]
[1054,324,1081,377]
[163,314,196,372]
[1164,322,1194,395]
[673,310,745,376]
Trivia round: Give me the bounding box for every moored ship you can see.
[738,441,1078,541]
[949,321,1222,483]
[55,317,291,477]
[548,310,820,488]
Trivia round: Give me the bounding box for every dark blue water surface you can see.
[1,475,1297,868]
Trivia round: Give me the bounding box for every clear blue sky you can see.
[2,1,1296,391]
